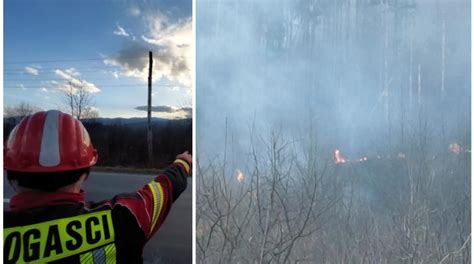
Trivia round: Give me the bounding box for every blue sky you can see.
[5,0,192,118]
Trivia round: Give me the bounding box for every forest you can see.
[4,117,192,169]
[196,0,470,263]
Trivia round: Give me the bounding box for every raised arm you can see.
[104,152,192,241]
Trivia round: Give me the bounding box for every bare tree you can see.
[197,125,342,263]
[63,81,96,120]
[4,102,41,119]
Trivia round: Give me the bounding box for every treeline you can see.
[4,117,192,169]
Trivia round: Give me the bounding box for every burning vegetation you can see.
[235,169,245,183]
[334,149,347,164]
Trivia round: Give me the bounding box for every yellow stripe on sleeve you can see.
[147,181,164,235]
[174,159,191,175]
[147,182,159,235]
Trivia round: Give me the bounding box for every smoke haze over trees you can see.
[197,0,470,156]
[197,0,470,263]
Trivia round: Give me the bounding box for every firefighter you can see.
[3,110,191,263]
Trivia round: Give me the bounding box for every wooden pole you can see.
[148,51,153,167]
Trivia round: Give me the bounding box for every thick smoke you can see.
[197,0,470,160]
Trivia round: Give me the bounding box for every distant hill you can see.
[82,117,192,126]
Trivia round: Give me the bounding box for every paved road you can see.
[4,172,192,264]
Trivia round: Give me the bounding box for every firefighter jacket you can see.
[4,158,191,264]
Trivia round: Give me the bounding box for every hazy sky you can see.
[5,0,192,118]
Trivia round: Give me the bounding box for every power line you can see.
[4,65,192,73]
[3,65,122,70]
[4,84,191,89]
[4,94,60,108]
[4,56,143,65]
[4,65,161,71]
[5,77,149,82]
[5,77,191,88]
[4,55,193,65]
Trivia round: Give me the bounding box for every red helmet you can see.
[4,110,98,172]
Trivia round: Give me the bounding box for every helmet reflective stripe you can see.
[39,110,61,167]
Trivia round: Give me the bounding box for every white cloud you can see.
[104,11,194,92]
[65,68,80,76]
[17,84,26,90]
[143,17,192,49]
[25,66,39,76]
[104,13,193,91]
[103,44,151,81]
[128,6,141,17]
[53,69,100,93]
[170,86,181,92]
[40,88,48,92]
[113,25,130,37]
[143,16,192,88]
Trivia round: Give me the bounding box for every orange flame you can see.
[449,143,461,154]
[235,169,245,183]
[334,149,346,164]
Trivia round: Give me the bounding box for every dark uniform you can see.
[4,159,190,264]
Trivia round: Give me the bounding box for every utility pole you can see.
[148,51,153,167]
